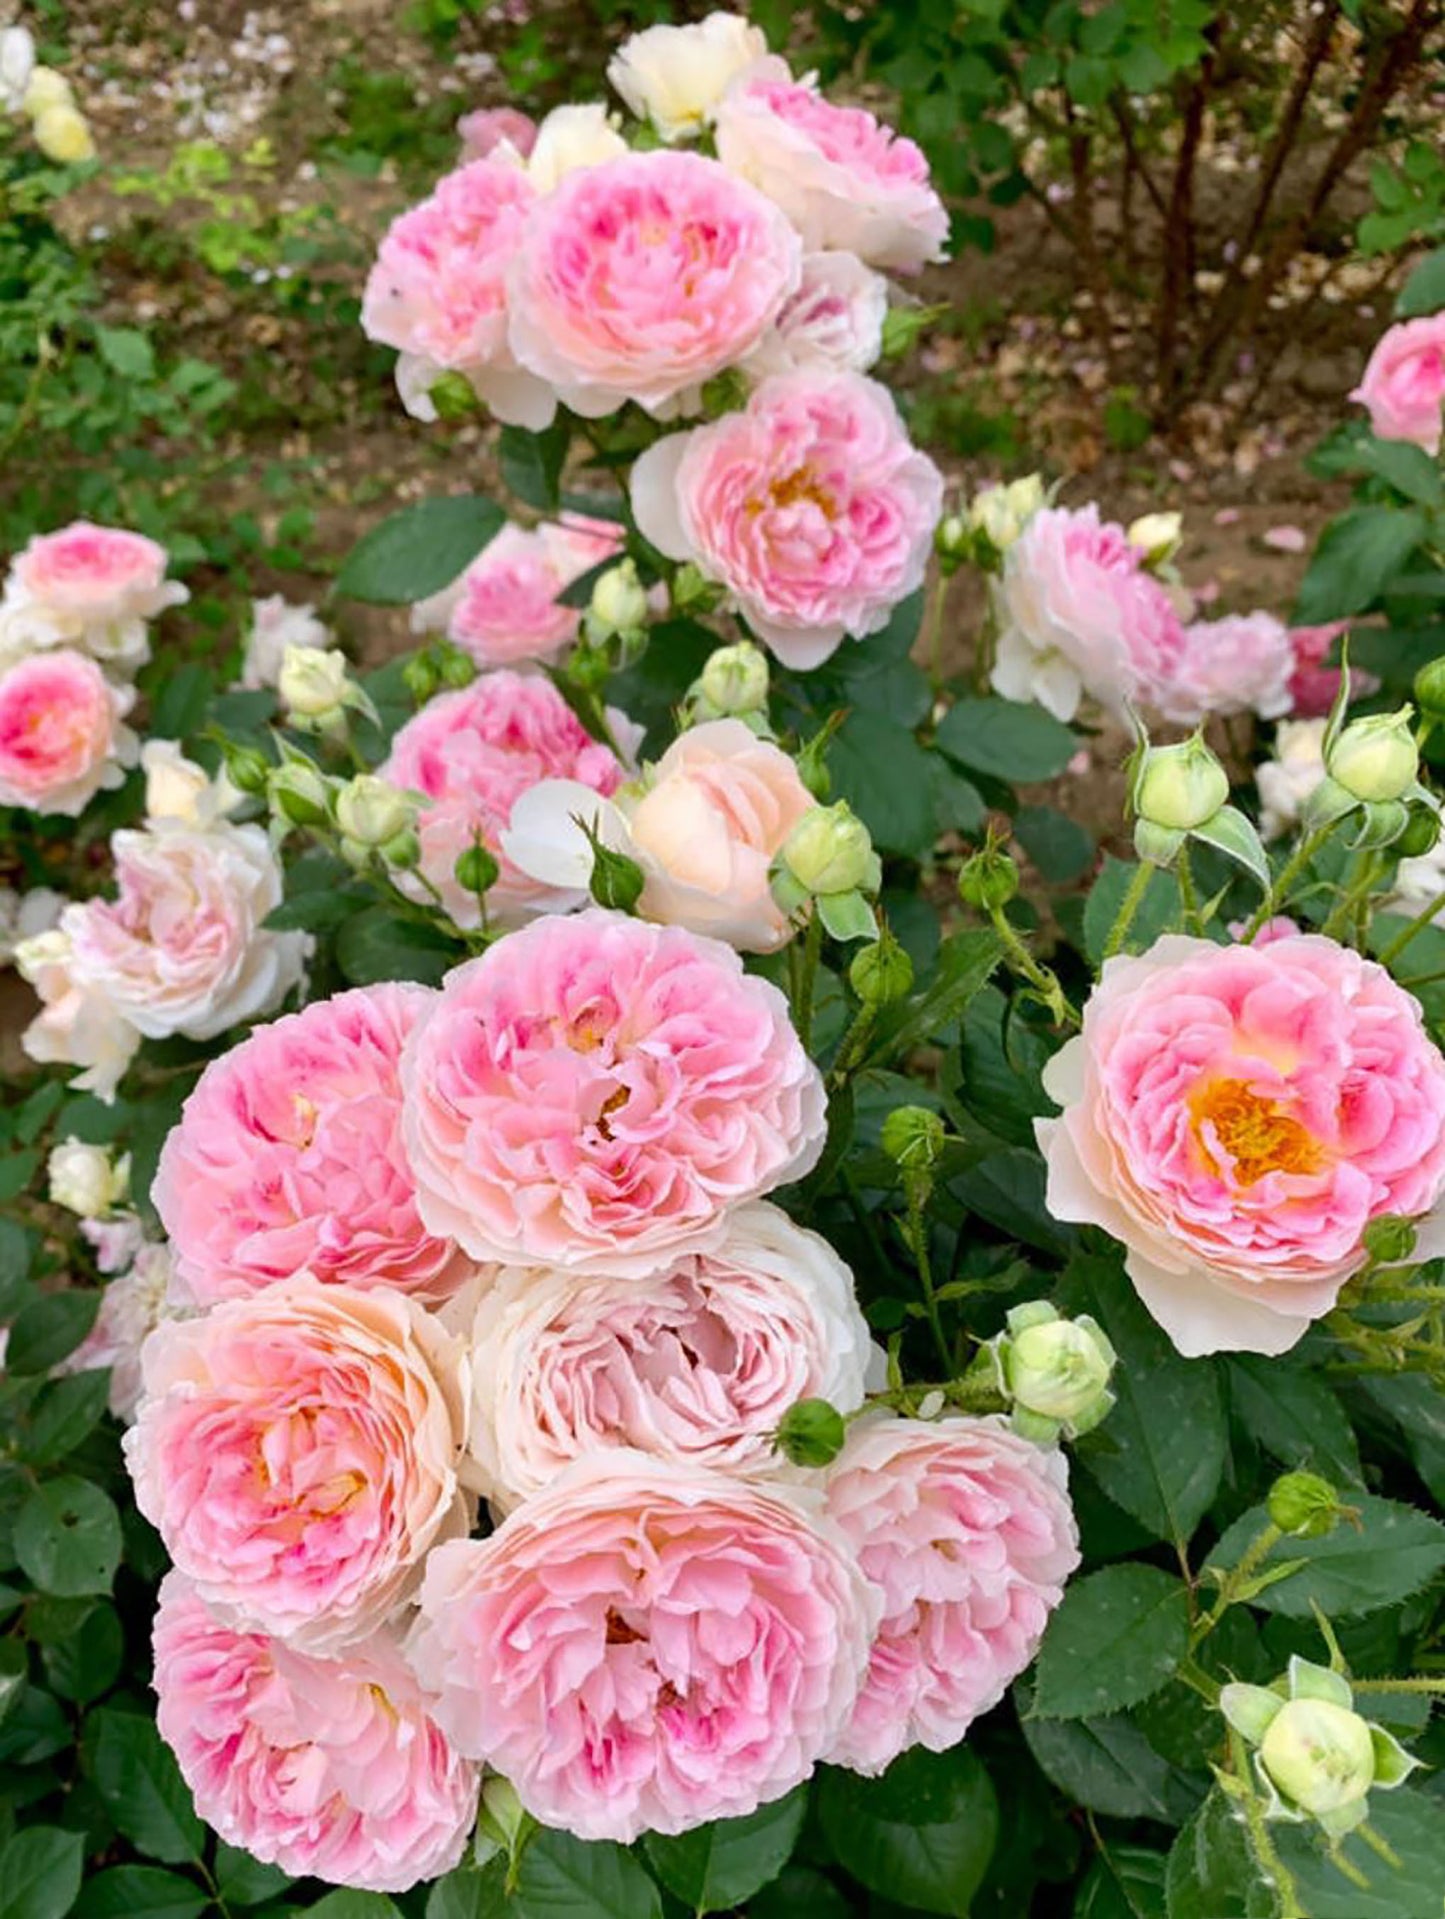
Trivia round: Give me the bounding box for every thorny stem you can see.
[1194,1523,1283,1644]
[1228,1728,1307,1919]
[904,1181,953,1375]
[989,907,1080,1027]
[1176,843,1204,935]
[923,571,950,692]
[1320,851,1383,944]
[793,909,823,1051]
[1240,823,1337,942]
[1102,860,1154,962]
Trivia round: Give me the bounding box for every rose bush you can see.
[4,14,1445,1919]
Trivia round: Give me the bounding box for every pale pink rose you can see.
[155,984,471,1311]
[632,371,943,670]
[58,1243,176,1421]
[400,908,827,1274]
[1038,934,1445,1356]
[361,157,554,430]
[153,1574,478,1892]
[14,927,140,1100]
[991,505,1188,723]
[11,520,186,626]
[1231,915,1302,947]
[80,1210,145,1274]
[824,1415,1079,1775]
[125,1277,469,1649]
[406,1454,876,1840]
[444,514,623,668]
[743,251,888,382]
[714,57,948,273]
[507,149,802,418]
[378,671,627,928]
[1286,621,1378,718]
[504,717,816,951]
[1350,315,1445,454]
[0,650,136,815]
[240,595,330,692]
[465,1199,873,1509]
[1155,611,1296,725]
[457,105,536,161]
[62,822,308,1044]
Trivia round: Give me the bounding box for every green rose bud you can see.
[587,558,649,642]
[1000,1305,1116,1433]
[219,742,271,796]
[699,640,770,717]
[278,645,353,727]
[1260,1698,1376,1821]
[454,842,500,898]
[671,561,724,616]
[402,653,440,704]
[957,845,1019,912]
[1126,511,1184,568]
[1267,1470,1344,1540]
[268,758,334,829]
[881,1105,945,1175]
[1362,1212,1417,1266]
[589,839,647,913]
[1413,656,1445,720]
[849,933,914,1006]
[380,827,421,871]
[1133,734,1229,831]
[335,775,416,849]
[1327,708,1419,804]
[428,370,481,421]
[433,641,477,691]
[934,512,971,575]
[780,802,880,897]
[776,1397,848,1468]
[1395,802,1441,861]
[968,474,1046,553]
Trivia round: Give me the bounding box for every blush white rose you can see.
[607,11,767,141]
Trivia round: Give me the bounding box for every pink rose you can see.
[14,927,140,1100]
[457,105,536,161]
[407,1454,876,1840]
[442,513,623,668]
[378,670,627,928]
[9,520,186,643]
[504,717,816,951]
[465,1199,874,1510]
[400,908,827,1274]
[1038,934,1445,1356]
[992,505,1188,723]
[714,57,948,273]
[361,157,554,430]
[0,650,136,815]
[153,1574,478,1892]
[155,984,471,1311]
[824,1415,1079,1775]
[507,149,802,418]
[1350,315,1445,454]
[58,1242,176,1422]
[632,371,943,670]
[124,1277,469,1648]
[1155,611,1296,725]
[1286,622,1378,718]
[743,251,888,382]
[63,822,308,1043]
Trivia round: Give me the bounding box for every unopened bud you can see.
[587,559,649,642]
[1413,657,1445,721]
[1362,1213,1417,1266]
[279,645,353,727]
[402,653,440,704]
[670,562,724,616]
[1261,1699,1376,1821]
[221,742,271,796]
[588,839,646,913]
[1127,511,1184,567]
[268,759,333,828]
[380,827,421,871]
[881,1105,945,1176]
[699,640,769,717]
[968,474,1046,555]
[1267,1471,1343,1540]
[957,845,1018,913]
[776,1397,848,1468]
[780,803,880,897]
[47,1140,128,1219]
[433,641,477,690]
[849,933,914,1007]
[335,776,415,849]
[1327,708,1419,804]
[1396,802,1441,861]
[1133,734,1229,831]
[455,842,500,897]
[934,513,971,574]
[997,1302,1115,1437]
[428,371,481,422]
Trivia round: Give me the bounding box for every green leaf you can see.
[499,419,571,512]
[827,710,939,858]
[84,1708,205,1865]
[1396,245,1445,317]
[424,1869,506,1919]
[43,1600,123,1706]
[0,1150,41,1203]
[1225,1356,1362,1487]
[936,697,1078,783]
[1032,1565,1190,1720]
[643,1787,805,1913]
[0,1641,27,1729]
[1164,1792,1258,1919]
[72,1869,208,1919]
[213,1845,294,1907]
[816,1747,998,1917]
[1344,437,1444,506]
[335,907,462,987]
[1208,1495,1445,1618]
[336,496,506,604]
[0,1826,84,1919]
[23,1372,113,1469]
[865,929,1003,1065]
[0,1219,34,1315]
[1073,1844,1168,1919]
[14,1479,122,1597]
[307,1897,402,1919]
[5,1291,100,1375]
[1081,858,1181,966]
[147,664,213,742]
[510,1830,662,1919]
[1014,804,1094,883]
[96,325,156,381]
[1069,1255,1227,1544]
[1294,506,1428,622]
[1277,1785,1445,1917]
[1019,1690,1201,1822]
[747,1867,853,1919]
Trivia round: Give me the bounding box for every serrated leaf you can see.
[85,1708,205,1865]
[5,1291,100,1375]
[498,420,571,512]
[816,1747,998,1918]
[1019,1688,1201,1823]
[1208,1495,1445,1618]
[1164,1791,1256,1919]
[307,1897,402,1919]
[1073,1843,1168,1919]
[1396,245,1445,317]
[865,928,1003,1065]
[213,1845,294,1907]
[15,1478,121,1597]
[1226,1356,1362,1487]
[510,1830,661,1919]
[335,907,463,987]
[1276,1785,1445,1916]
[1070,1255,1227,1544]
[336,496,505,604]
[1295,506,1428,622]
[643,1787,805,1912]
[22,1372,112,1469]
[0,1826,84,1919]
[72,1868,207,1919]
[424,1868,506,1919]
[828,710,939,857]
[936,696,1078,782]
[1032,1565,1190,1720]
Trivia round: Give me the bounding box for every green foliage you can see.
[816,1748,998,1917]
[1032,1565,1191,1719]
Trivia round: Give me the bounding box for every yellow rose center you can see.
[1190,1078,1324,1186]
[748,466,836,520]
